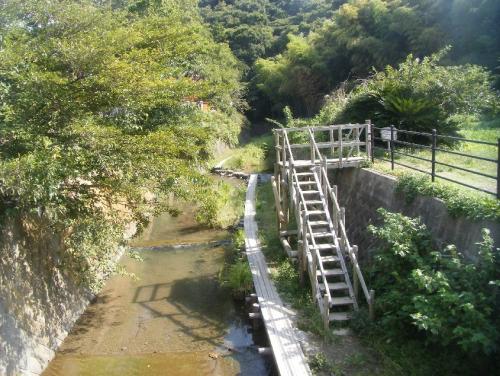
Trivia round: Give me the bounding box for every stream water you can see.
[43,205,271,376]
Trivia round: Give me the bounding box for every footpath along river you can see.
[43,203,271,376]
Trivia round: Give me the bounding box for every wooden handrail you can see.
[311,168,358,310]
[319,167,371,305]
[308,128,323,164]
[274,124,367,132]
[306,220,333,305]
[283,131,296,166]
[276,122,374,323]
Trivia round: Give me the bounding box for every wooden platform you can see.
[277,156,365,169]
[244,174,312,376]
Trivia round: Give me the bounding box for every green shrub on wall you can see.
[367,209,499,358]
[395,173,500,222]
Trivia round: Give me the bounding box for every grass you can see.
[196,176,245,228]
[217,134,275,173]
[218,229,253,298]
[372,118,499,196]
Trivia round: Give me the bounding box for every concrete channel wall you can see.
[0,217,135,376]
[330,168,499,262]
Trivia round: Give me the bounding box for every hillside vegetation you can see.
[203,0,499,121]
[0,0,245,291]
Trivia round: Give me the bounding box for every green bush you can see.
[368,209,499,356]
[224,260,253,296]
[195,179,244,228]
[232,228,246,251]
[339,50,498,136]
[395,173,500,222]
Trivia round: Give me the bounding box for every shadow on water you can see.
[131,276,229,347]
[43,209,274,376]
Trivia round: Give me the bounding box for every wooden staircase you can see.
[294,166,357,325]
[272,124,374,328]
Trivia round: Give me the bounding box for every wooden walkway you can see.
[244,174,312,376]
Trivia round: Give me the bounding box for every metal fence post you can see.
[431,129,437,182]
[390,125,395,170]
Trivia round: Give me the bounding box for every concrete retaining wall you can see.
[0,217,135,376]
[330,168,499,261]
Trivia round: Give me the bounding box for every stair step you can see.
[329,312,351,322]
[317,269,344,277]
[304,200,322,205]
[319,282,348,292]
[309,220,329,227]
[317,269,346,279]
[295,172,314,176]
[312,243,335,250]
[298,181,316,185]
[307,231,333,239]
[307,210,325,215]
[331,297,354,306]
[321,255,340,263]
[302,190,320,195]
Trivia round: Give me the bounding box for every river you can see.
[42,204,271,376]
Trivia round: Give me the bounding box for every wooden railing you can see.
[274,122,372,168]
[317,164,374,317]
[274,123,375,324]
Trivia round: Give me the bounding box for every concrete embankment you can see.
[0,217,136,376]
[330,168,499,261]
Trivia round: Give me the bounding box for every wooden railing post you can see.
[274,131,280,176]
[311,249,318,299]
[322,159,328,209]
[310,128,315,163]
[339,124,343,168]
[355,124,360,156]
[323,297,330,330]
[281,131,286,176]
[365,120,372,162]
[369,289,375,321]
[300,211,308,286]
[332,185,339,233]
[352,245,359,300]
[330,127,335,159]
[370,121,375,163]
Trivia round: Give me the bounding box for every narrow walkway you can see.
[244,174,312,376]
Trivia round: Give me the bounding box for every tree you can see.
[0,0,244,290]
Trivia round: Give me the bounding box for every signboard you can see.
[380,126,397,141]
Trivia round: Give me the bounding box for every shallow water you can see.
[43,209,270,376]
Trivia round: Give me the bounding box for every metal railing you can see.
[370,125,500,198]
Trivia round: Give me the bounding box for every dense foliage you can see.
[0,0,244,291]
[248,0,500,119]
[395,173,500,222]
[200,0,342,66]
[277,51,499,136]
[367,209,499,371]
